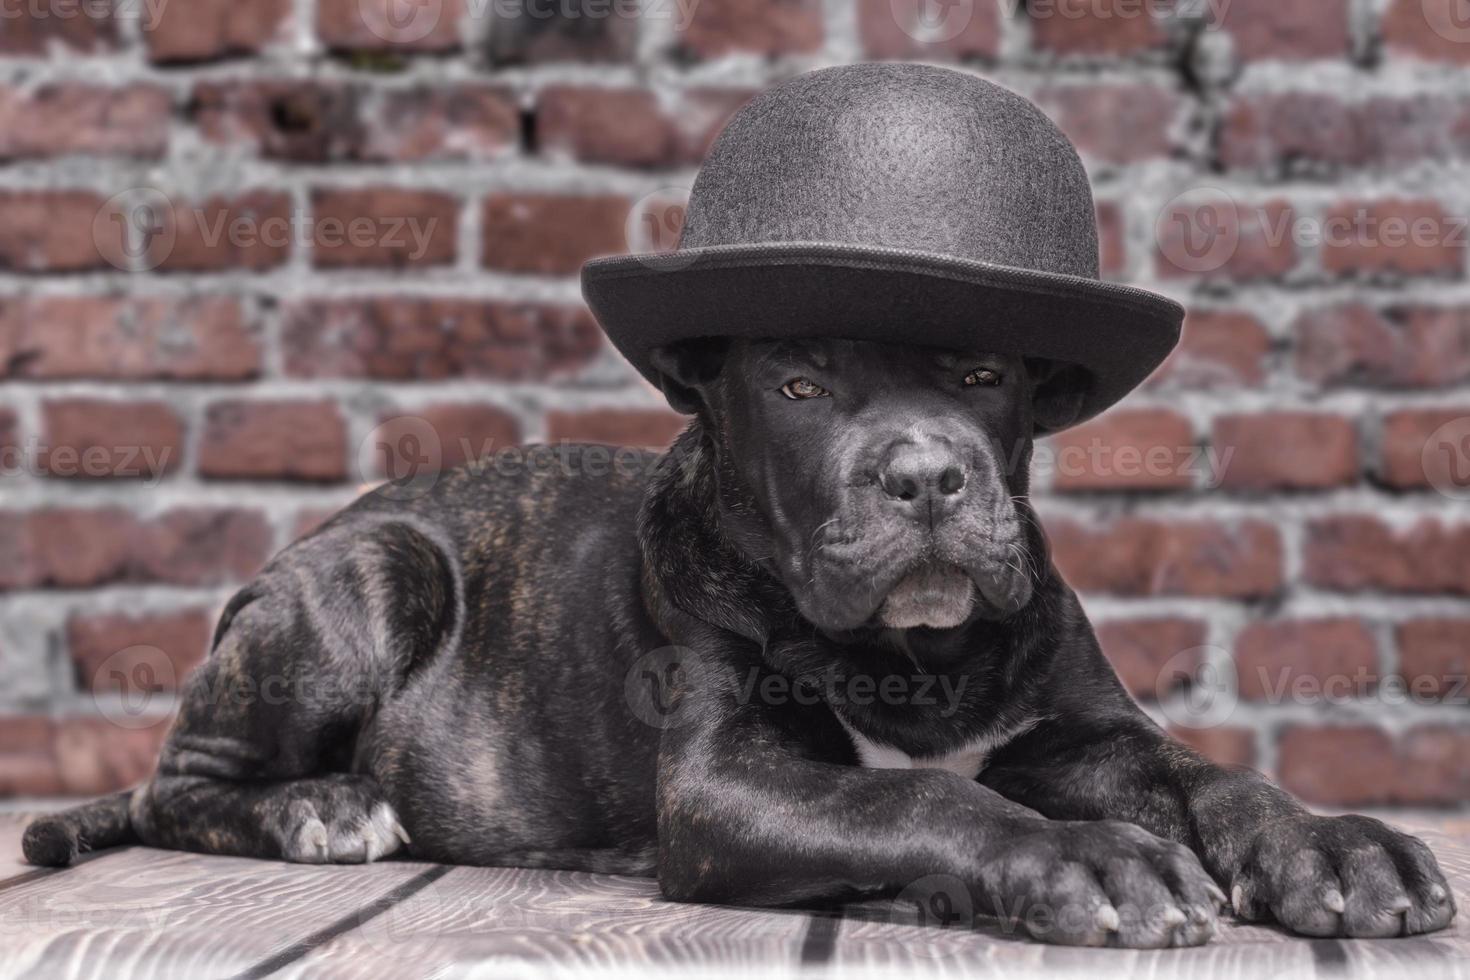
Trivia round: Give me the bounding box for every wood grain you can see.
[0,838,434,979]
[0,813,1467,979]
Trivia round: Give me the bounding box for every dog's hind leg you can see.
[28,518,458,867]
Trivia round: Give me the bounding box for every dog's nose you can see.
[878,442,967,513]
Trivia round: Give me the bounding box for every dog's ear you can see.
[647,338,732,416]
[1025,357,1089,435]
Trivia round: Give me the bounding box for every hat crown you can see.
[680,63,1100,280]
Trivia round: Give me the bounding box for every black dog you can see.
[26,338,1455,948]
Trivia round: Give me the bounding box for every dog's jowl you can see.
[25,63,1455,949]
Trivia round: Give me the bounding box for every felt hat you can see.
[580,62,1184,431]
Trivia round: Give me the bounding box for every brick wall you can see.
[0,0,1468,810]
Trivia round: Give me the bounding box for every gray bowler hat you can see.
[581,62,1184,431]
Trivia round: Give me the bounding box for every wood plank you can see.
[0,814,36,886]
[273,865,815,979]
[0,845,434,979]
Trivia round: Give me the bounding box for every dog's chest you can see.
[834,713,1032,780]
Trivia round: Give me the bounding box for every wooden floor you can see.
[1,812,1468,979]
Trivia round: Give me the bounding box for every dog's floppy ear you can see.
[1026,357,1089,435]
[647,338,732,416]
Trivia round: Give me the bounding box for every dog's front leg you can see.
[653,652,1224,947]
[980,684,1457,939]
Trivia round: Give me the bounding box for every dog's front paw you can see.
[272,776,411,865]
[975,820,1225,948]
[1232,814,1456,937]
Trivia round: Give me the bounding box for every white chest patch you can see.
[834,713,1037,781]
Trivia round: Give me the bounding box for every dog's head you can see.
[650,338,1086,635]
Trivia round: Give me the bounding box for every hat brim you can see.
[581,242,1184,434]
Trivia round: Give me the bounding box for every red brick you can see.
[1305,516,1470,595]
[193,81,364,163]
[1037,84,1178,164]
[675,0,823,59]
[1234,618,1379,701]
[1383,0,1470,63]
[1050,409,1196,492]
[131,508,274,585]
[1095,617,1208,699]
[1147,310,1269,388]
[144,0,290,62]
[1398,726,1470,805]
[0,2,119,55]
[0,718,62,797]
[1168,726,1257,768]
[856,0,1001,60]
[39,399,184,480]
[0,408,17,458]
[1278,726,1400,807]
[1029,0,1170,55]
[150,191,294,272]
[537,87,675,169]
[1211,412,1359,491]
[317,0,465,52]
[364,86,519,162]
[536,86,748,169]
[310,188,458,268]
[488,3,637,63]
[54,718,170,796]
[1155,198,1297,282]
[0,507,271,590]
[0,84,170,159]
[1048,518,1283,597]
[1096,201,1126,278]
[1213,0,1350,61]
[0,297,259,380]
[482,194,629,276]
[200,400,348,482]
[282,299,602,381]
[1295,303,1470,388]
[1380,408,1470,489]
[547,410,687,449]
[1321,198,1466,280]
[1219,93,1361,173]
[67,609,213,693]
[1280,725,1470,807]
[375,404,521,473]
[0,190,118,272]
[1396,619,1470,700]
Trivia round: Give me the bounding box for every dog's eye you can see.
[963,368,1003,387]
[781,378,830,400]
